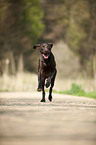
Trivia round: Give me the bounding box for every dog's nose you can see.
[44,49,49,53]
[45,49,48,52]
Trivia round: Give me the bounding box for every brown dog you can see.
[33,43,57,102]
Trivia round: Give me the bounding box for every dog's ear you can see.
[48,43,53,49]
[33,44,41,49]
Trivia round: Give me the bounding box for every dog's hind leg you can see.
[48,70,57,102]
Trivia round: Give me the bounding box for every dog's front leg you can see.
[37,70,42,91]
[37,59,42,91]
[48,69,57,102]
[40,78,46,102]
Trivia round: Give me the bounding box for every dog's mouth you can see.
[42,52,50,59]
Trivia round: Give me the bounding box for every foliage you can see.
[0,72,95,99]
[53,83,96,99]
[64,83,85,96]
[0,0,96,78]
[42,0,96,78]
[24,0,45,42]
[0,0,44,74]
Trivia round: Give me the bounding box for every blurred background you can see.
[0,0,96,95]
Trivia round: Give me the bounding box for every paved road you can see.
[0,92,96,145]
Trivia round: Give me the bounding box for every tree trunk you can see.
[93,53,96,89]
[17,53,24,73]
[88,3,96,79]
[10,51,16,75]
[5,58,9,75]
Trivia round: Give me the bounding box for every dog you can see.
[33,43,57,102]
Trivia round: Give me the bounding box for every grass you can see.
[0,89,9,92]
[0,73,37,92]
[0,73,96,99]
[53,83,96,99]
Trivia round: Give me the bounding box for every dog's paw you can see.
[40,99,46,102]
[37,88,42,92]
[45,78,51,88]
[45,81,50,88]
[48,95,52,102]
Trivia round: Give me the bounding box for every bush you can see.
[54,83,96,99]
[63,83,85,96]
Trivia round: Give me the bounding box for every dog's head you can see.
[33,43,53,59]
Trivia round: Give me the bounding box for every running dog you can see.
[33,43,57,102]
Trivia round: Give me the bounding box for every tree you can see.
[42,0,96,78]
[0,0,45,74]
[87,0,96,79]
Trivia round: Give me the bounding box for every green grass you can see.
[53,83,96,99]
[0,73,96,99]
[0,89,9,92]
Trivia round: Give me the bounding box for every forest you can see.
[0,0,96,80]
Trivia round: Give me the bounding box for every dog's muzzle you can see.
[42,52,50,59]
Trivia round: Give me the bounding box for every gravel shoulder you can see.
[0,92,96,145]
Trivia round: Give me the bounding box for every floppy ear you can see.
[33,44,41,49]
[48,43,53,49]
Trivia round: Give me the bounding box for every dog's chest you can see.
[40,60,53,77]
[41,61,52,70]
[40,53,55,77]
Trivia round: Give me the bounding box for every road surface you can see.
[0,92,96,145]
